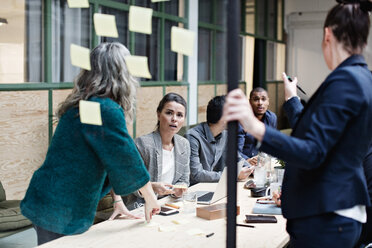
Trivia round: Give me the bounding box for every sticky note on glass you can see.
[79,100,102,126]
[67,0,89,8]
[93,13,118,38]
[70,44,91,71]
[124,56,152,79]
[129,6,153,35]
[171,26,196,57]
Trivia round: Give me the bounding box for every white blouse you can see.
[161,148,175,184]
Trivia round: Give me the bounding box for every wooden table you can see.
[39,182,289,248]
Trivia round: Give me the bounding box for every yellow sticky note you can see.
[172,184,188,189]
[70,44,91,71]
[171,26,196,57]
[67,0,89,8]
[124,56,152,79]
[93,13,118,38]
[151,0,170,2]
[186,228,206,236]
[171,219,190,225]
[158,225,176,232]
[79,100,102,126]
[129,6,153,35]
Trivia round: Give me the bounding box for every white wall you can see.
[285,0,372,97]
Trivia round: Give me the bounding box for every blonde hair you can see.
[57,42,138,120]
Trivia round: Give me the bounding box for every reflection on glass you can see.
[256,0,266,37]
[165,0,184,17]
[0,0,42,83]
[215,0,227,26]
[267,0,276,39]
[134,0,159,12]
[199,0,212,23]
[266,42,286,81]
[101,7,129,46]
[135,19,159,81]
[245,0,255,34]
[52,0,91,82]
[215,32,227,82]
[266,41,275,81]
[198,28,211,81]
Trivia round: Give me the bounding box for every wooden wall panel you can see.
[0,91,48,200]
[216,84,227,96]
[276,83,288,129]
[197,85,214,123]
[135,87,163,137]
[267,83,277,114]
[52,90,72,132]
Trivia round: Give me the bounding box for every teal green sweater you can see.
[21,97,150,235]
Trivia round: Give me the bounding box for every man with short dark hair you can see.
[185,96,253,185]
[238,87,277,165]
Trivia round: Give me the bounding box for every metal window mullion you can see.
[44,0,53,144]
[159,2,165,81]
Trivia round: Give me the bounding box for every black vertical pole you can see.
[226,0,239,248]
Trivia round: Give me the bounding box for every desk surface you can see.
[39,182,289,248]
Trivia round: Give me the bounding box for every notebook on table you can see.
[196,168,227,205]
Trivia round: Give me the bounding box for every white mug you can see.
[265,182,281,198]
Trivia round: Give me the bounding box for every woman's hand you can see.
[224,89,265,141]
[109,200,143,220]
[139,182,161,222]
[173,188,187,197]
[282,72,298,101]
[151,182,175,196]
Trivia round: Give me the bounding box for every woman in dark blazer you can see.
[224,1,372,247]
[110,93,190,218]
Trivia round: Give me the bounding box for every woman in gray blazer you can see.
[111,93,190,217]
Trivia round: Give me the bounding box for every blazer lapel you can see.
[173,135,185,183]
[153,131,163,182]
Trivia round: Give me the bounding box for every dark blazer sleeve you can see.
[283,97,303,128]
[261,70,365,170]
[237,124,248,160]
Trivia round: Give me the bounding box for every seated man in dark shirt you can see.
[185,95,253,185]
[237,87,277,165]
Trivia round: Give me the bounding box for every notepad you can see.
[79,100,102,126]
[70,44,91,71]
[171,26,196,57]
[124,56,152,79]
[129,6,153,35]
[67,0,89,8]
[93,13,118,38]
[186,228,206,236]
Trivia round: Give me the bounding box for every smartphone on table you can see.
[159,206,179,216]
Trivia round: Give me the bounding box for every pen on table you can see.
[287,76,307,95]
[165,203,180,209]
[236,224,255,228]
[206,232,215,238]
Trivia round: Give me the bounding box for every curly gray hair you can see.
[57,42,138,120]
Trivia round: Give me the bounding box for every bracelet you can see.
[112,199,122,204]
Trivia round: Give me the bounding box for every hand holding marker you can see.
[287,76,306,95]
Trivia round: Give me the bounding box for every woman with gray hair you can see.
[21,42,160,245]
